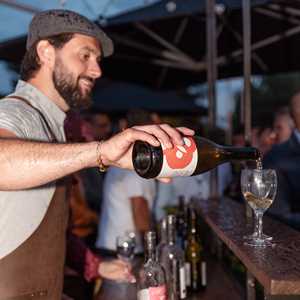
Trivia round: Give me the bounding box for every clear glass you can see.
[241,169,277,247]
[137,232,167,300]
[116,234,135,262]
[160,215,186,300]
[125,230,137,251]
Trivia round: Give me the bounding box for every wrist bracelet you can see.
[96,141,108,172]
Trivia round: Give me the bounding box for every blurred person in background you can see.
[273,106,294,144]
[80,111,112,216]
[150,111,162,124]
[88,111,112,141]
[96,109,156,254]
[264,92,300,229]
[252,113,276,157]
[64,112,99,244]
[117,116,128,132]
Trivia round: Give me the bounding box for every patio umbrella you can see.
[2,0,300,91]
[91,79,206,116]
[96,0,300,89]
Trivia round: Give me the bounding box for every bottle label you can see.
[185,262,191,287]
[137,285,167,300]
[158,137,198,178]
[180,266,187,299]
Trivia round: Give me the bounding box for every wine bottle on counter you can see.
[176,196,187,251]
[156,218,168,262]
[132,136,260,179]
[185,208,207,293]
[160,215,186,300]
[137,231,167,300]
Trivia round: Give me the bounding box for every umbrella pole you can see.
[242,0,255,232]
[206,0,219,198]
[242,0,252,146]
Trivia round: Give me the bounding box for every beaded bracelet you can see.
[96,140,108,172]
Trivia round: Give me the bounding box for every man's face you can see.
[273,115,293,144]
[52,34,102,110]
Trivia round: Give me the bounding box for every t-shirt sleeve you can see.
[0,99,40,138]
[126,172,148,199]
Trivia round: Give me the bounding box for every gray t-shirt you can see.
[0,80,66,259]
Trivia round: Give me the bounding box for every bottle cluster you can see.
[137,196,207,300]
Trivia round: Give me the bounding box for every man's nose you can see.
[89,61,102,79]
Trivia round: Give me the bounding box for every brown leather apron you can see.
[0,96,69,300]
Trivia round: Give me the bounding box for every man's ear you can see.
[36,40,55,68]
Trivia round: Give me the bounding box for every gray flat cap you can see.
[26,9,113,57]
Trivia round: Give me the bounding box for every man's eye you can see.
[81,53,90,61]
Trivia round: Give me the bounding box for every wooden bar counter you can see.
[196,197,300,297]
[95,198,300,300]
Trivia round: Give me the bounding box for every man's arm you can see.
[0,135,99,190]
[0,125,194,190]
[131,196,151,233]
[66,232,135,282]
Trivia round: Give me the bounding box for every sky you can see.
[0,0,160,43]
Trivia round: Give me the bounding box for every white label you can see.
[137,286,167,300]
[157,137,198,178]
[201,262,207,287]
[138,289,150,300]
[179,266,187,299]
[185,262,191,287]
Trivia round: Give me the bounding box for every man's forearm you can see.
[131,197,151,233]
[0,139,98,190]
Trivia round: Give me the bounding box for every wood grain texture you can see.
[196,197,300,295]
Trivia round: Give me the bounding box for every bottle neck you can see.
[160,224,167,244]
[168,222,176,245]
[222,146,260,161]
[144,231,157,262]
[188,224,197,241]
[145,244,156,262]
[187,208,198,240]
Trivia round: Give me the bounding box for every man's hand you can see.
[99,124,194,169]
[98,259,136,283]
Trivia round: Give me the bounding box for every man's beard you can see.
[52,57,93,110]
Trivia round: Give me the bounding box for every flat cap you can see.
[26,9,114,57]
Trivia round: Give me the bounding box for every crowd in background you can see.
[63,91,300,297]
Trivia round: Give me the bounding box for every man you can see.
[0,10,193,299]
[264,92,300,229]
[251,114,276,157]
[96,166,155,253]
[96,109,155,253]
[273,106,294,144]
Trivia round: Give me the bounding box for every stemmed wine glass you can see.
[241,169,277,247]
